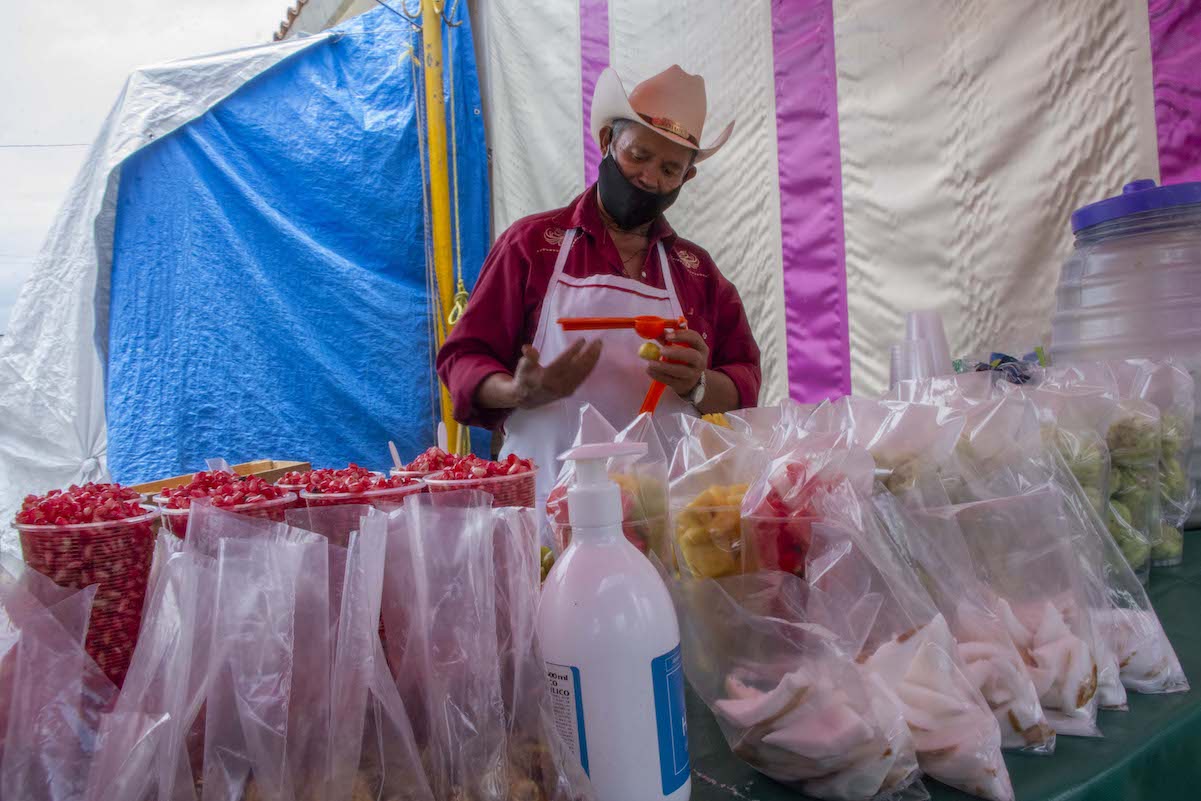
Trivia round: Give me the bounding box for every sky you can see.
[0,0,289,332]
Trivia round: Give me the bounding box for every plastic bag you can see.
[874,486,1054,753]
[739,434,875,577]
[805,396,965,496]
[0,562,117,801]
[546,407,671,565]
[669,570,924,801]
[668,419,772,578]
[918,484,1102,738]
[85,536,219,801]
[803,481,1012,801]
[1123,359,1196,565]
[381,491,593,801]
[1039,364,1164,576]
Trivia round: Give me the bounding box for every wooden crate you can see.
[130,459,311,499]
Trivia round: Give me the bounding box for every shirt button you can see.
[641,271,647,278]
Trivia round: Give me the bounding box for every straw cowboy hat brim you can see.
[590,66,734,163]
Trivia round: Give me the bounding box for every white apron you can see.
[501,228,697,513]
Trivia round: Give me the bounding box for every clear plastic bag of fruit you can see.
[739,433,875,577]
[546,406,671,566]
[668,418,774,578]
[0,561,117,801]
[918,478,1104,736]
[1038,364,1165,575]
[874,482,1055,754]
[805,396,966,496]
[805,399,1057,754]
[1124,358,1196,566]
[381,491,594,801]
[668,568,925,801]
[801,480,1013,801]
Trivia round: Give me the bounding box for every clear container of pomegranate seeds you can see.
[154,492,297,539]
[389,468,433,480]
[300,481,426,509]
[16,506,159,686]
[423,469,538,508]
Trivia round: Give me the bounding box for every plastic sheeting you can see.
[105,7,489,483]
[0,34,329,554]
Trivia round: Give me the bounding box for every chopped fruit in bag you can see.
[675,484,748,578]
[743,460,838,576]
[159,471,287,509]
[405,446,459,473]
[539,546,555,583]
[17,482,144,525]
[702,413,731,428]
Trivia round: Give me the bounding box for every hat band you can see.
[638,113,699,147]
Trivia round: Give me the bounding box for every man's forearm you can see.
[475,372,520,410]
[695,369,741,415]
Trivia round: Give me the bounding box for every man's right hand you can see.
[513,340,603,409]
[475,339,603,411]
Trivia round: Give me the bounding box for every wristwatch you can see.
[686,370,707,407]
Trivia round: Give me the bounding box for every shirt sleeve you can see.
[435,227,532,429]
[708,275,762,408]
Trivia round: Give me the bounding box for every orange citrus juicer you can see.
[557,316,690,414]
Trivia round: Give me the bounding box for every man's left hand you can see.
[647,328,709,399]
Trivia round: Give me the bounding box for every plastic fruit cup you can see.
[274,483,309,509]
[300,481,426,509]
[423,469,538,508]
[15,506,159,686]
[390,468,433,481]
[154,493,297,539]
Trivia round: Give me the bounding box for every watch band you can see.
[687,370,707,406]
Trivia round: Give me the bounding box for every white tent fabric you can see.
[834,0,1160,393]
[0,35,330,556]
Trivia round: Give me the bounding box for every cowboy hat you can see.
[590,65,735,163]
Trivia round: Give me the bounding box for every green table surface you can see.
[687,534,1201,801]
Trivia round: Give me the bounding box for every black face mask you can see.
[596,153,681,230]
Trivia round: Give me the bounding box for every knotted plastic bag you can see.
[669,569,924,801]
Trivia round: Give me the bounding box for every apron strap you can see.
[531,228,579,353]
[656,241,684,319]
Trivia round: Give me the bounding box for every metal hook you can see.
[443,0,464,27]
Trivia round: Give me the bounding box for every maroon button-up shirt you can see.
[436,185,762,429]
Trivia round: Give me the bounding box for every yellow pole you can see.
[421,0,465,454]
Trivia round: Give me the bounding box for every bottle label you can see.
[651,643,690,795]
[545,662,589,776]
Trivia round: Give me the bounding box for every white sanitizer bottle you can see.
[537,442,691,801]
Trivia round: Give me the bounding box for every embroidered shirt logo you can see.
[544,226,566,246]
[675,248,704,276]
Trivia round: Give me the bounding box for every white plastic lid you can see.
[558,442,648,530]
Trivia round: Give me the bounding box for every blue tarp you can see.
[105,7,490,481]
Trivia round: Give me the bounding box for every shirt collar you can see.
[559,184,678,247]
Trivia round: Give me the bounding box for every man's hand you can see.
[647,328,709,398]
[512,340,603,409]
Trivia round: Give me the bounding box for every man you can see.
[437,64,760,505]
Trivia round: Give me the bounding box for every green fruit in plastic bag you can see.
[1162,415,1189,458]
[1152,523,1183,563]
[1082,487,1106,518]
[1108,467,1124,497]
[1161,456,1188,502]
[1107,500,1150,570]
[1107,415,1160,463]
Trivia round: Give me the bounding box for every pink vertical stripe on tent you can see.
[579,0,610,186]
[1149,0,1201,184]
[771,0,850,401]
